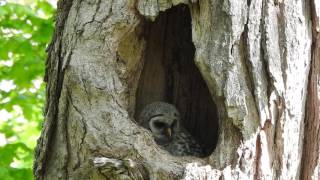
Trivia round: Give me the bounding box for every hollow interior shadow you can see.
[135,4,219,156]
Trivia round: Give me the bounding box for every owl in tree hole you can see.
[139,102,204,157]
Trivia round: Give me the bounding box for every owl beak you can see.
[164,128,172,139]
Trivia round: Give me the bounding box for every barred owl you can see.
[139,102,204,157]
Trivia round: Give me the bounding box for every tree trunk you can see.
[33,0,320,179]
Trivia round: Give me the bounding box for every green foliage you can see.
[0,0,55,179]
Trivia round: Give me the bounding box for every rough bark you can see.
[300,1,320,179]
[34,0,319,179]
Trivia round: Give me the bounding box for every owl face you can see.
[149,114,179,144]
[139,102,180,145]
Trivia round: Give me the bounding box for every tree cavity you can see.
[135,4,219,157]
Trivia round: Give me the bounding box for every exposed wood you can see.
[300,0,320,179]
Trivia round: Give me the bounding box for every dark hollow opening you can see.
[135,4,219,157]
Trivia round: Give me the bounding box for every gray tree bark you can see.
[33,0,320,179]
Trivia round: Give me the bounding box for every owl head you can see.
[139,102,181,145]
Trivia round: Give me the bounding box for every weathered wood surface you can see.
[34,0,319,179]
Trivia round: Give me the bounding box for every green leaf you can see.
[0,0,56,177]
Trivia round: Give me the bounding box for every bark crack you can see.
[240,23,255,105]
[65,90,71,178]
[67,88,88,171]
[80,75,92,107]
[254,134,262,179]
[272,96,285,178]
[33,0,74,178]
[260,0,275,121]
[67,89,88,147]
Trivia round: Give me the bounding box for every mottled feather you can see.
[139,102,204,157]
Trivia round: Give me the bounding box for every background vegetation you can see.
[0,0,55,179]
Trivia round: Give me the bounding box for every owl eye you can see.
[154,121,166,129]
